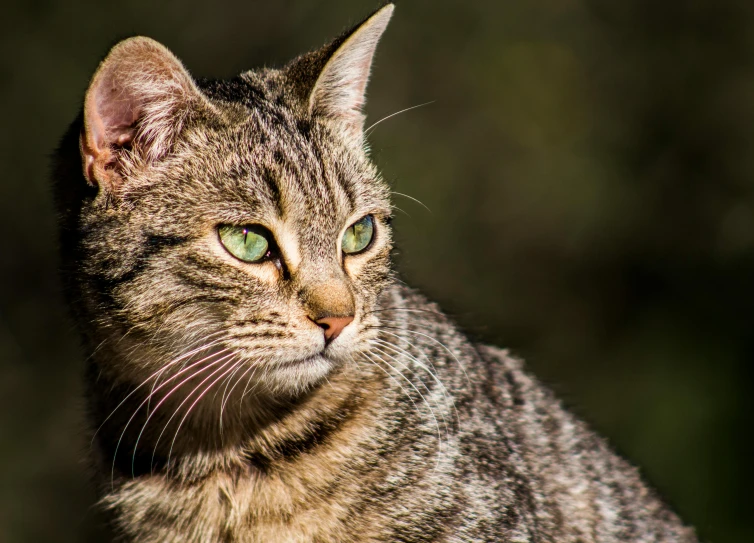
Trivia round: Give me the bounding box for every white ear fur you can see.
[309,4,394,137]
[81,37,206,187]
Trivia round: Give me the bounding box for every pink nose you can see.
[314,316,354,343]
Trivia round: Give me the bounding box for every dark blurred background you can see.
[2,1,752,541]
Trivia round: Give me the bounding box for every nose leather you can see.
[314,316,354,343]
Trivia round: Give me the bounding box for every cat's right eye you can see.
[218,225,270,263]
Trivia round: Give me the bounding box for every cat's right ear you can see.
[80,37,210,189]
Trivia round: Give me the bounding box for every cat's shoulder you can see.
[476,344,524,372]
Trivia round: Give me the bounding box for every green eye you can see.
[218,225,270,263]
[342,215,374,255]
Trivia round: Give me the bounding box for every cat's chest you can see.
[111,464,382,543]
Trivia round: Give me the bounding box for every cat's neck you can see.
[99,360,390,543]
[90,350,386,485]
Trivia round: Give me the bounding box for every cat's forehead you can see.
[157,80,391,229]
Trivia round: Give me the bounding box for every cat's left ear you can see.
[293,4,394,139]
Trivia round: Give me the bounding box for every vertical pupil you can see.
[342,216,373,253]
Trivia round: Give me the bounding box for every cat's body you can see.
[87,286,694,543]
[55,5,697,542]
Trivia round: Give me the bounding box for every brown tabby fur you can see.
[53,4,698,542]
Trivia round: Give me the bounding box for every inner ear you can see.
[93,72,141,149]
[81,71,141,182]
[80,36,209,188]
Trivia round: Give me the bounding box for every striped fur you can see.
[53,5,697,542]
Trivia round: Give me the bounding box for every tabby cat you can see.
[54,4,698,542]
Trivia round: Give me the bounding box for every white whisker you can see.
[93,333,226,448]
[365,344,444,463]
[165,357,242,472]
[359,350,421,421]
[220,362,257,426]
[239,362,263,405]
[365,101,435,136]
[391,191,431,213]
[146,353,238,473]
[215,360,247,436]
[110,348,233,484]
[369,343,446,446]
[378,324,471,386]
[372,336,459,427]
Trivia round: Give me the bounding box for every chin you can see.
[261,354,336,396]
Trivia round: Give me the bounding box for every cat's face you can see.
[70,7,395,396]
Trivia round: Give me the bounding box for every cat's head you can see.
[60,5,395,397]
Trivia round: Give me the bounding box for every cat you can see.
[53,4,698,542]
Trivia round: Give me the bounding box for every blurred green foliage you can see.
[1,1,752,541]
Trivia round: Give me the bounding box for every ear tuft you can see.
[81,37,206,187]
[308,4,394,138]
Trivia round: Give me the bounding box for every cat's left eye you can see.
[218,225,270,263]
[342,215,374,255]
